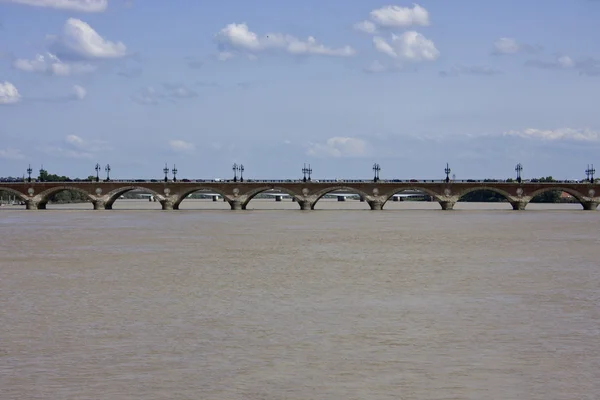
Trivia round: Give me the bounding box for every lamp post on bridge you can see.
[39,165,44,182]
[239,164,244,182]
[95,163,101,182]
[172,164,178,182]
[301,163,313,182]
[27,164,32,183]
[163,163,169,183]
[444,163,451,184]
[105,164,111,182]
[232,163,238,182]
[372,163,381,183]
[585,164,595,183]
[515,163,523,184]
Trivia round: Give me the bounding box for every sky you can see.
[0,0,599,180]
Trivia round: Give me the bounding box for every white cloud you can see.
[353,20,377,34]
[0,148,25,160]
[217,51,234,61]
[504,128,600,142]
[66,134,85,146]
[52,18,127,59]
[131,84,197,105]
[131,86,159,105]
[369,4,430,28]
[72,85,86,99]
[0,81,21,104]
[46,134,109,158]
[373,31,439,61]
[215,23,356,57]
[45,146,93,158]
[363,60,388,73]
[307,137,369,158]
[493,38,519,54]
[557,55,575,68]
[13,52,96,76]
[163,84,197,99]
[493,37,540,55]
[440,65,502,77]
[525,55,575,69]
[0,0,107,12]
[168,140,195,152]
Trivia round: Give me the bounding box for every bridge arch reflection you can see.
[173,187,230,209]
[242,187,300,209]
[381,187,440,208]
[104,186,165,209]
[310,186,371,210]
[528,187,586,205]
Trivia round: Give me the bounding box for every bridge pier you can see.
[439,201,455,210]
[92,200,106,210]
[510,201,528,211]
[161,201,177,210]
[25,199,39,210]
[297,200,313,210]
[229,200,245,210]
[582,201,599,211]
[367,200,383,210]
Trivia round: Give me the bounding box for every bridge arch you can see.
[0,187,28,203]
[104,186,165,209]
[36,186,96,208]
[173,186,230,209]
[241,186,301,208]
[527,186,586,206]
[310,186,371,209]
[381,186,441,208]
[453,186,516,209]
[456,186,513,201]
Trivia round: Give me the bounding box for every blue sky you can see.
[0,0,599,180]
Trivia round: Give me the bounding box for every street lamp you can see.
[95,163,101,182]
[444,163,451,184]
[39,165,44,182]
[105,164,111,181]
[172,164,178,182]
[586,164,595,183]
[515,163,523,184]
[27,164,32,183]
[372,163,381,183]
[240,164,244,182]
[163,163,169,182]
[232,163,238,182]
[301,163,313,182]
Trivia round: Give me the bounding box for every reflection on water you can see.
[1,201,599,399]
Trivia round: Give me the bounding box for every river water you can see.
[1,200,599,399]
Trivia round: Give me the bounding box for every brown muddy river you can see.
[1,200,599,399]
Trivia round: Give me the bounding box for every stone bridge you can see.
[0,181,598,211]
